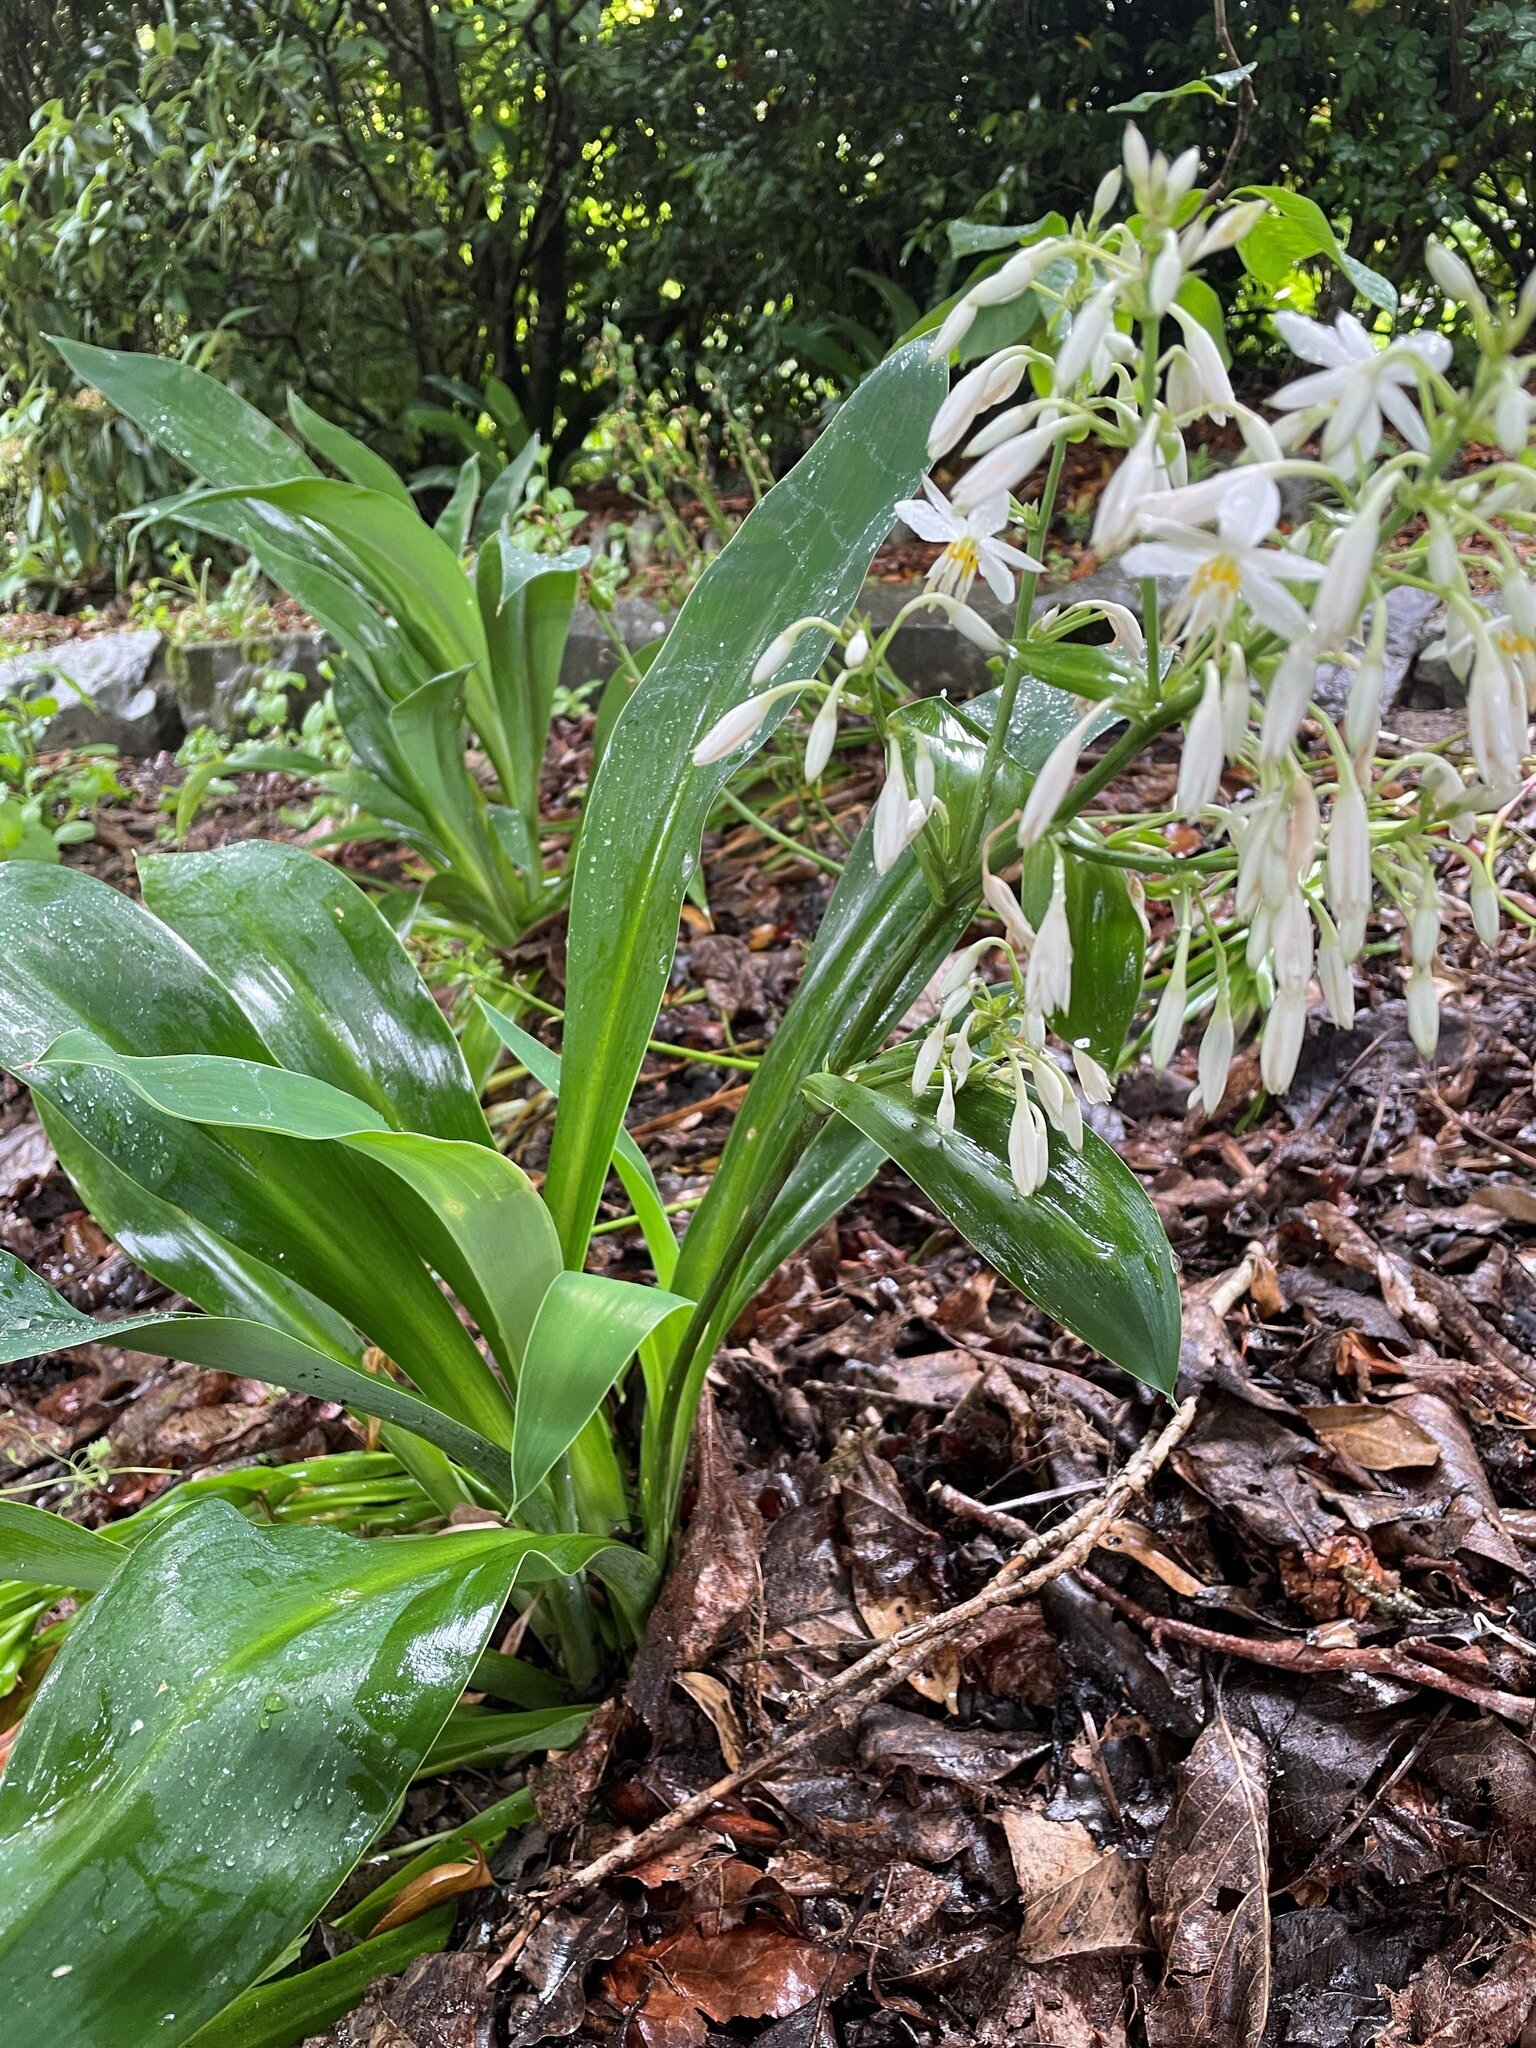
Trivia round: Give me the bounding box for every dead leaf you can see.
[1300,1402,1443,1471]
[369,1845,493,1935]
[606,1924,857,2027]
[1475,1182,1536,1226]
[504,1900,629,2046]
[859,1703,1047,1787]
[1003,1810,1148,1962]
[1376,1934,1536,2046]
[837,1445,953,1704]
[1173,1396,1340,1553]
[678,1671,745,1769]
[1146,1714,1271,2047]
[1094,1519,1210,1596]
[315,1950,496,2047]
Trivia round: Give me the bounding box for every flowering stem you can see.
[969,434,1069,838]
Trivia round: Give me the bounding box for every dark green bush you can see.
[2,1,1532,597]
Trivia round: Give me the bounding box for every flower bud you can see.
[1177,662,1225,817]
[1072,1043,1113,1104]
[1259,640,1318,764]
[927,297,978,362]
[872,740,913,873]
[1407,966,1440,1060]
[1197,987,1234,1116]
[804,685,841,782]
[927,348,1030,458]
[1425,237,1484,311]
[1007,1072,1047,1197]
[982,864,1033,951]
[1018,709,1096,846]
[1326,768,1371,959]
[912,1020,946,1097]
[1147,231,1184,315]
[1260,984,1308,1095]
[1150,923,1190,1073]
[951,1011,976,1089]
[752,621,813,685]
[1317,924,1355,1030]
[1470,863,1500,950]
[1091,167,1123,222]
[1025,857,1074,1017]
[843,627,870,669]
[937,1066,956,1133]
[693,691,778,764]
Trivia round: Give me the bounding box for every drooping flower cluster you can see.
[694,127,1536,1197]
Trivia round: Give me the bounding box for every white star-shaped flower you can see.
[894,479,1043,605]
[1271,311,1452,469]
[1122,469,1322,642]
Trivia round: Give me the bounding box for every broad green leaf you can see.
[0,1502,611,2047]
[286,392,412,506]
[140,843,490,1146]
[473,433,542,541]
[475,539,587,816]
[186,478,487,682]
[511,1271,691,1505]
[804,1073,1180,1392]
[1236,186,1398,313]
[0,1251,513,1499]
[432,454,480,551]
[476,1002,679,1285]
[38,1039,561,1383]
[386,670,528,940]
[0,1501,120,1592]
[53,338,316,490]
[544,339,947,1266]
[0,863,503,1428]
[1020,835,1146,1065]
[183,1909,455,2048]
[712,1119,883,1338]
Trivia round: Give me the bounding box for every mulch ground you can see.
[5,702,1536,2048]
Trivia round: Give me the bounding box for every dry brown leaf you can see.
[1300,1402,1443,1472]
[678,1670,746,1769]
[1476,1181,1536,1225]
[606,1925,857,2026]
[1376,1933,1536,2046]
[1094,1519,1210,1596]
[1003,1810,1148,1963]
[1146,1714,1270,2047]
[368,1844,493,1935]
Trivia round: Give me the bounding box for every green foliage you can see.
[0,681,121,860]
[7,1,1532,599]
[0,345,1179,2034]
[57,336,584,943]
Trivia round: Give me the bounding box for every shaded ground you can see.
[5,711,1536,2047]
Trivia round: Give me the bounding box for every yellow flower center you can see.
[1188,555,1242,599]
[945,536,981,578]
[1496,625,1536,659]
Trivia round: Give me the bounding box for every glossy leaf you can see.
[0,1251,513,1498]
[418,1701,593,1776]
[0,862,503,1430]
[53,338,315,490]
[0,1501,120,1592]
[803,1073,1180,1392]
[140,842,490,1146]
[476,1002,678,1285]
[37,1037,560,1387]
[0,1502,614,2047]
[475,540,587,817]
[511,1271,691,1505]
[543,339,947,1266]
[286,392,412,506]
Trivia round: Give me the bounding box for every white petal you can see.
[894,497,960,545]
[1274,311,1347,368]
[1216,472,1282,552]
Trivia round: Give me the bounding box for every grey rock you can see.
[0,629,174,753]
[1314,584,1441,718]
[561,596,672,691]
[166,631,329,734]
[1399,590,1508,709]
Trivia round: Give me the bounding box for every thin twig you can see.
[1077,1568,1535,1726]
[1206,0,1257,204]
[488,1392,1200,1977]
